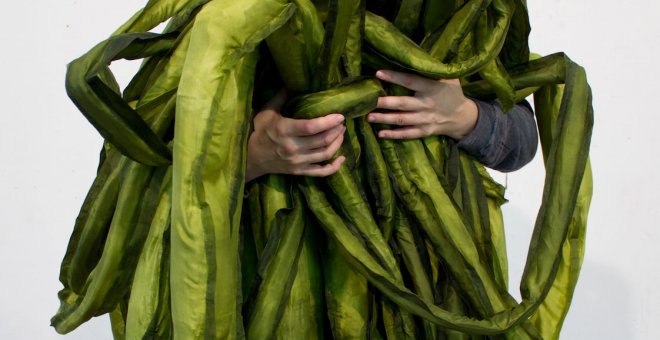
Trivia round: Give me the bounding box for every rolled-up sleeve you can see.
[456,99,538,172]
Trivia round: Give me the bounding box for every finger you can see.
[376,95,427,111]
[295,156,346,177]
[367,112,431,126]
[377,126,430,139]
[296,124,345,150]
[376,69,437,93]
[283,113,345,137]
[291,131,344,165]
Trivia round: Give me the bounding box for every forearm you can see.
[456,99,538,172]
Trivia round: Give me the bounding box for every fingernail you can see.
[337,114,345,123]
[376,70,385,78]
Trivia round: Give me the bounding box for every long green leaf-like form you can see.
[170,0,294,338]
[343,0,365,78]
[393,206,438,339]
[364,0,513,79]
[285,77,384,119]
[499,0,531,68]
[314,4,378,334]
[59,151,123,295]
[65,32,177,166]
[125,167,173,340]
[57,17,188,311]
[288,42,416,336]
[112,0,205,35]
[463,52,566,98]
[519,57,592,303]
[477,164,510,288]
[246,187,306,339]
[295,54,592,335]
[55,0,594,337]
[357,117,395,241]
[393,0,424,38]
[527,83,593,340]
[315,0,362,89]
[52,161,163,333]
[65,91,176,294]
[422,0,458,37]
[380,137,519,319]
[53,88,177,336]
[266,17,312,92]
[426,0,490,62]
[475,8,515,111]
[288,43,386,340]
[273,221,324,340]
[131,20,193,106]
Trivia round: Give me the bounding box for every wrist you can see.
[245,162,261,183]
[447,98,478,140]
[245,134,265,183]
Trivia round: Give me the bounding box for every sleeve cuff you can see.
[456,99,496,158]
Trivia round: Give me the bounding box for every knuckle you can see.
[275,145,294,160]
[282,142,298,156]
[401,77,413,88]
[294,156,309,166]
[317,166,332,177]
[323,149,334,159]
[324,131,338,145]
[421,125,434,136]
[300,121,317,135]
[422,99,435,111]
[274,123,287,138]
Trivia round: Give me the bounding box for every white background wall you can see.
[1,1,657,339]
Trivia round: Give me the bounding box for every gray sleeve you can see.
[456,99,538,172]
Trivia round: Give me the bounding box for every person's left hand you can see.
[245,90,346,182]
[367,69,479,140]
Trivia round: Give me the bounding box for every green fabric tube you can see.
[427,0,489,62]
[393,0,424,38]
[462,52,566,99]
[52,162,160,333]
[61,153,124,294]
[274,223,324,340]
[285,77,384,120]
[363,0,513,79]
[125,167,173,339]
[65,32,178,165]
[170,0,293,337]
[246,187,306,339]
[527,82,593,340]
[315,0,363,89]
[475,7,515,110]
[55,0,595,337]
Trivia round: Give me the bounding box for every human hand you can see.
[245,90,347,182]
[367,70,478,140]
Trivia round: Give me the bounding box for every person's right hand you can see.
[245,90,347,182]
